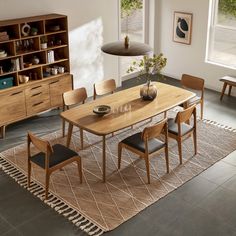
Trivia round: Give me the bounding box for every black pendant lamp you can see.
[101,35,153,56]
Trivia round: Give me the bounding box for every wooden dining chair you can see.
[93,79,116,100]
[181,74,205,119]
[118,118,169,184]
[167,105,197,165]
[62,87,87,148]
[27,132,82,200]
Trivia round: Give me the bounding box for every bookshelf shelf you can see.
[0,13,73,138]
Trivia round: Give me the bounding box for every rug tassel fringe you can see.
[202,118,236,132]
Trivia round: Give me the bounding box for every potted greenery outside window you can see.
[127,53,167,100]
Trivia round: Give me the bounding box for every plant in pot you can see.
[40,36,47,49]
[127,53,167,100]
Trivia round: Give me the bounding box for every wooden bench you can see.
[220,76,236,100]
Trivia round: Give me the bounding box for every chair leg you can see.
[45,172,50,200]
[200,100,204,120]
[118,143,122,169]
[77,158,82,184]
[62,120,66,137]
[80,128,84,149]
[27,161,31,188]
[193,130,197,155]
[165,146,169,173]
[177,137,183,164]
[144,155,151,184]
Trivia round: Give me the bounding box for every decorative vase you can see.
[32,56,40,65]
[140,81,157,101]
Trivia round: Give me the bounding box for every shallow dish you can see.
[93,105,111,116]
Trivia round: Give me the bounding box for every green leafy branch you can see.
[121,0,143,18]
[127,53,167,83]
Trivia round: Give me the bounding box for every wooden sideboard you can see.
[0,14,73,138]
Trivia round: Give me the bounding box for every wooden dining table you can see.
[60,82,195,182]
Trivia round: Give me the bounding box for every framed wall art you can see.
[173,11,193,45]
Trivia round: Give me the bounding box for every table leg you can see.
[228,85,232,96]
[0,126,5,139]
[220,82,227,101]
[102,135,106,183]
[66,123,73,147]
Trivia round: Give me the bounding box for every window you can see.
[119,0,149,78]
[206,0,236,69]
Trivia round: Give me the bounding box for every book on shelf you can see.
[0,31,7,36]
[0,35,9,42]
[10,58,20,71]
[47,50,55,63]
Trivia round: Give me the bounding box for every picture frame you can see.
[173,11,193,45]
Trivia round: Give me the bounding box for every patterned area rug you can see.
[0,114,236,235]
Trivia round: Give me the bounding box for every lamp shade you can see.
[101,40,153,56]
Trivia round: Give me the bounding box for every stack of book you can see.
[47,50,55,63]
[0,31,9,42]
[48,50,55,63]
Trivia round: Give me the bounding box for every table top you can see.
[61,82,195,135]
[220,76,236,84]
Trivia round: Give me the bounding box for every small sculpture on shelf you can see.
[21,23,31,37]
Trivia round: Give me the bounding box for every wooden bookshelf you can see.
[0,14,73,138]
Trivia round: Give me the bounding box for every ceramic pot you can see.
[140,82,157,101]
[32,56,40,65]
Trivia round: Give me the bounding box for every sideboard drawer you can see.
[25,83,48,97]
[26,99,51,116]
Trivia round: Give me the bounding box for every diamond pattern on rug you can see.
[0,115,236,233]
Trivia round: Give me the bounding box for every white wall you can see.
[155,0,236,96]
[0,0,119,96]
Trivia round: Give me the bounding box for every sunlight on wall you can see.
[69,18,104,96]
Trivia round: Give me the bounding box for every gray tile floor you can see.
[0,77,236,236]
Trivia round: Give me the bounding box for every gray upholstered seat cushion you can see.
[30,144,78,169]
[168,118,193,136]
[121,132,165,154]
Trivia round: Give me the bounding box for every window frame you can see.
[205,0,236,70]
[118,0,150,81]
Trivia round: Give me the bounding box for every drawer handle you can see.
[10,91,23,96]
[32,92,42,97]
[31,85,42,90]
[33,101,43,107]
[50,80,59,84]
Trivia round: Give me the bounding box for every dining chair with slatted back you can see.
[167,104,197,165]
[62,87,87,148]
[118,118,169,184]
[181,74,204,119]
[27,131,82,200]
[93,79,116,100]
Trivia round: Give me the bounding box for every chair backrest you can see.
[142,118,167,141]
[93,79,116,100]
[63,87,87,107]
[181,74,205,92]
[175,105,196,124]
[27,132,53,168]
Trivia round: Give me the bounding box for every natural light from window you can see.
[206,0,236,69]
[120,0,146,77]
